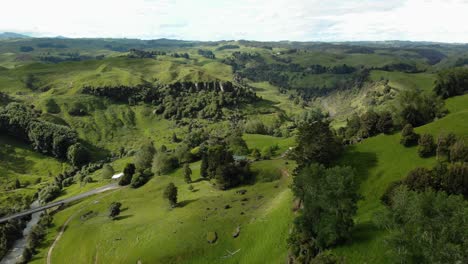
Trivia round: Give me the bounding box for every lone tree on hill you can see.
[163,182,178,208]
[108,202,122,219]
[119,163,136,186]
[183,163,192,183]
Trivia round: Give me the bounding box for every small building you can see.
[111,173,124,180]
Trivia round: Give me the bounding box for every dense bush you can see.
[400,124,419,147]
[395,89,445,127]
[377,187,468,263]
[0,103,79,160]
[417,134,436,157]
[119,163,135,186]
[434,67,468,98]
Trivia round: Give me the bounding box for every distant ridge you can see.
[0,32,31,39]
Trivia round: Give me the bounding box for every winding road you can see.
[0,183,120,224]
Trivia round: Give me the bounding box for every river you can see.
[1,201,41,264]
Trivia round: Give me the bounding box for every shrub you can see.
[163,182,178,208]
[417,134,436,157]
[400,124,419,147]
[119,163,135,186]
[101,164,115,179]
[67,143,89,166]
[450,140,467,162]
[108,202,122,219]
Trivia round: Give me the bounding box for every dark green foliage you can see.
[82,81,257,120]
[44,98,61,114]
[379,62,420,73]
[215,45,240,51]
[359,110,379,137]
[436,133,457,160]
[134,142,156,171]
[441,162,468,197]
[226,132,249,155]
[293,112,342,167]
[0,219,26,259]
[386,162,468,198]
[21,247,32,263]
[67,143,89,166]
[200,140,252,189]
[0,103,79,160]
[197,49,215,59]
[377,187,468,263]
[130,171,152,188]
[400,124,419,147]
[23,74,36,90]
[101,164,115,179]
[152,152,179,175]
[450,140,468,162]
[376,111,393,134]
[108,202,122,219]
[38,184,62,202]
[291,164,360,254]
[119,163,135,186]
[19,46,34,52]
[395,89,445,127]
[127,49,165,58]
[417,134,436,157]
[163,182,178,208]
[434,67,468,98]
[14,179,21,189]
[183,163,192,183]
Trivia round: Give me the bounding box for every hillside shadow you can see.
[81,140,111,161]
[114,214,133,221]
[178,198,199,208]
[0,140,33,175]
[337,145,378,184]
[346,221,379,245]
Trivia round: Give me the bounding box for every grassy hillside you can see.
[333,94,468,262]
[30,158,295,264]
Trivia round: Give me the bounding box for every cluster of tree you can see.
[36,42,68,49]
[215,45,240,51]
[434,67,468,98]
[394,89,445,127]
[454,57,468,67]
[0,219,26,259]
[127,49,166,58]
[0,103,85,162]
[170,52,189,59]
[345,46,375,54]
[243,118,285,137]
[200,138,252,190]
[288,110,359,263]
[38,52,95,63]
[339,110,394,143]
[19,46,34,52]
[197,49,216,59]
[377,63,421,73]
[377,187,467,263]
[408,48,446,65]
[382,161,468,206]
[82,81,258,120]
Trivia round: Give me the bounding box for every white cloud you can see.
[1,0,468,42]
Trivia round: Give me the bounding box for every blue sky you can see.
[1,0,468,42]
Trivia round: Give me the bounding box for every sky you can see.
[1,0,468,42]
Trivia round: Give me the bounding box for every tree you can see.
[436,133,457,160]
[119,163,135,186]
[441,162,468,197]
[67,143,89,166]
[14,178,21,189]
[377,187,468,263]
[395,89,445,126]
[434,67,468,98]
[400,124,419,147]
[183,163,192,183]
[200,154,208,178]
[101,164,115,179]
[21,247,33,263]
[134,142,156,171]
[23,74,36,90]
[108,202,122,219]
[163,182,178,208]
[261,146,273,160]
[152,152,179,175]
[291,164,360,252]
[359,110,379,137]
[376,111,393,134]
[450,140,467,162]
[293,112,342,168]
[418,134,436,157]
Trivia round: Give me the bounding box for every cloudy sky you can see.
[1,0,467,42]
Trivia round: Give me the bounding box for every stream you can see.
[1,201,41,264]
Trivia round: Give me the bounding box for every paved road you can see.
[0,183,120,224]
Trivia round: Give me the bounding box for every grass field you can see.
[332,94,468,262]
[0,135,67,209]
[30,157,295,264]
